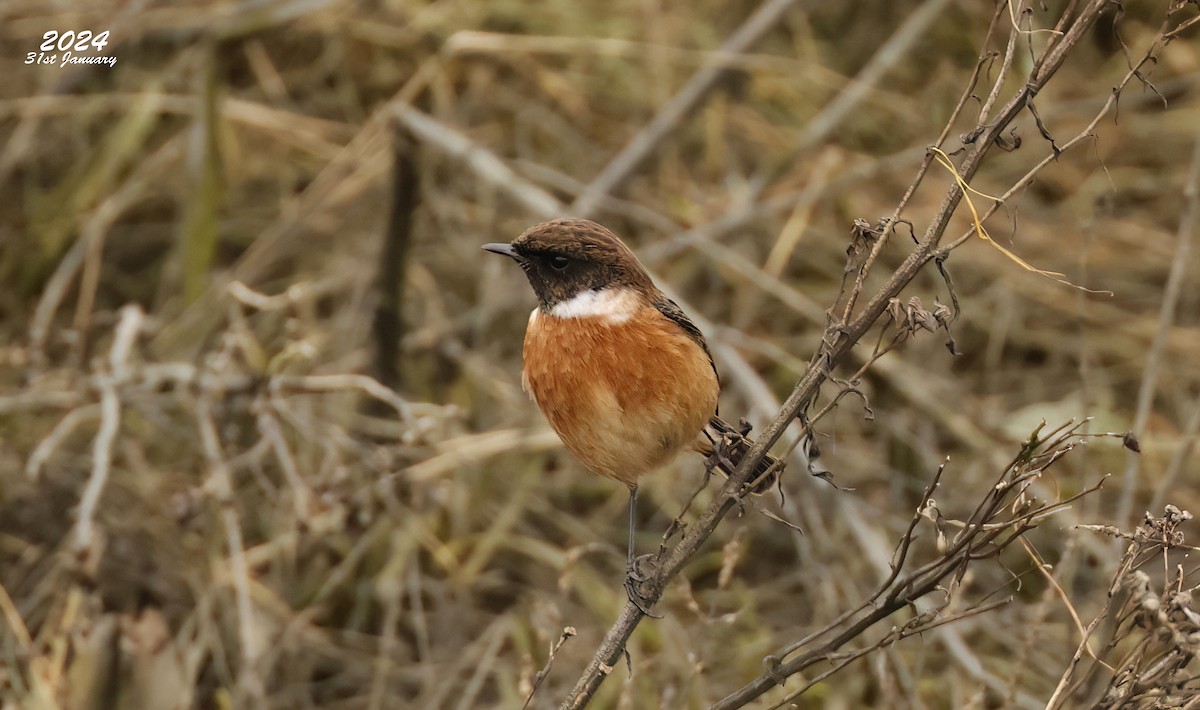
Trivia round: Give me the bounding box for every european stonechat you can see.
[484,219,777,609]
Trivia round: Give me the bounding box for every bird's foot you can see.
[704,433,741,477]
[707,418,784,495]
[624,554,661,617]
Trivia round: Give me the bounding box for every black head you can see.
[483,219,654,310]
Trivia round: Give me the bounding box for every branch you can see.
[711,424,1111,708]
[1051,506,1199,707]
[561,1,1116,706]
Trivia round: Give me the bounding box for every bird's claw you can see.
[704,434,741,477]
[624,554,661,617]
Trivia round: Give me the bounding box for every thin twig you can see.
[72,304,142,552]
[836,0,1007,327]
[270,373,415,422]
[25,404,101,480]
[256,399,314,522]
[798,0,954,152]
[976,0,1024,128]
[523,627,578,710]
[570,0,800,217]
[195,392,266,704]
[1018,536,1107,667]
[393,105,561,218]
[1118,121,1200,527]
[941,22,1176,255]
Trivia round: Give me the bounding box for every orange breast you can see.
[522,306,719,487]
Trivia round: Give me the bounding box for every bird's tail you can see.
[696,416,784,495]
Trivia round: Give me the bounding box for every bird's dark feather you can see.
[652,295,720,394]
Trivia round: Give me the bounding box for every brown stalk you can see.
[561,1,1117,707]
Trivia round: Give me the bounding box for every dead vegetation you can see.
[1,0,1200,708]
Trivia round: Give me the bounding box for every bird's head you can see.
[483,219,654,313]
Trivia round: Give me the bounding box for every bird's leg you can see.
[626,484,637,571]
[623,485,660,616]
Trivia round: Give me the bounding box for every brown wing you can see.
[651,294,720,399]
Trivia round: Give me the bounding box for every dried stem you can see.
[195,392,266,704]
[561,2,1117,706]
[1119,119,1200,527]
[570,0,801,217]
[712,425,1110,708]
[72,304,143,553]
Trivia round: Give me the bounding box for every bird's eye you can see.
[549,255,569,270]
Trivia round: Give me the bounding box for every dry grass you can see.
[1,0,1199,708]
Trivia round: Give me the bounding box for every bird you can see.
[483,218,779,610]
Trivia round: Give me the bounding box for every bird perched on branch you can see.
[484,218,780,611]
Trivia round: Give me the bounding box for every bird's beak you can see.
[482,242,521,260]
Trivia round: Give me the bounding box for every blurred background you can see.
[1,0,1198,707]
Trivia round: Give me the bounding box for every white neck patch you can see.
[545,288,638,323]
